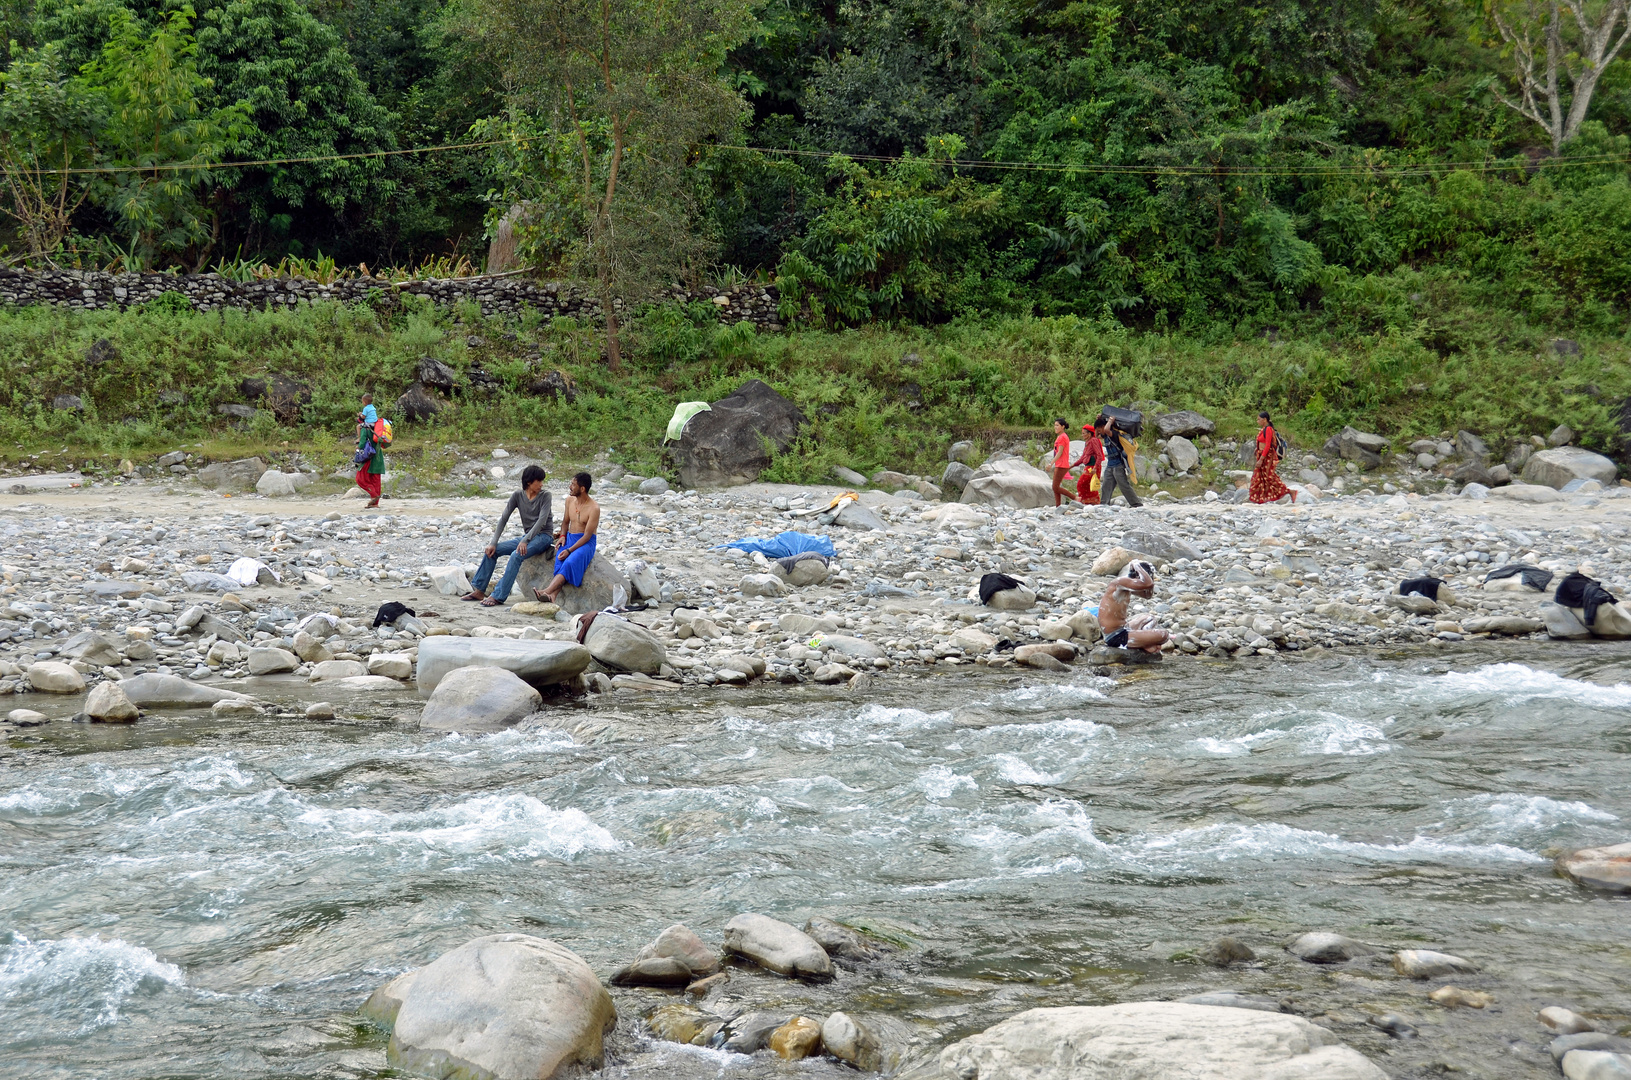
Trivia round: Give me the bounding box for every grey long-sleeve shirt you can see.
[491,489,552,547]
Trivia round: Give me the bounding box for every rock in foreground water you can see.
[1393,949,1477,979]
[118,672,253,707]
[419,666,542,733]
[1287,932,1372,963]
[1562,1050,1631,1080]
[1557,843,1631,893]
[917,1002,1387,1080]
[1541,1007,1597,1035]
[84,681,138,722]
[387,934,615,1080]
[722,913,832,980]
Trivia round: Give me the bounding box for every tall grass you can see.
[0,289,1624,482]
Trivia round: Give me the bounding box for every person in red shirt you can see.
[1073,423,1104,505]
[1249,410,1296,504]
[1050,418,1082,506]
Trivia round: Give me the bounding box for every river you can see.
[3,643,1628,1079]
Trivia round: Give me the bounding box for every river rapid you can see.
[3,643,1629,1080]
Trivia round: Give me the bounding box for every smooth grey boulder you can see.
[415,637,591,694]
[583,617,666,675]
[1287,932,1372,963]
[1554,1035,1631,1063]
[1153,410,1216,439]
[1493,482,1565,503]
[1523,447,1618,489]
[419,666,542,733]
[310,659,369,681]
[59,631,124,667]
[941,460,975,495]
[1557,842,1631,893]
[1562,1050,1631,1080]
[1392,949,1476,979]
[198,457,268,491]
[609,956,692,987]
[821,635,885,660]
[1541,603,1593,640]
[1165,436,1200,472]
[987,585,1037,611]
[634,923,718,976]
[671,379,805,488]
[823,1011,884,1072]
[256,470,313,498]
[516,553,631,616]
[803,917,881,962]
[722,913,833,980]
[119,672,253,707]
[960,458,1055,509]
[1120,530,1204,562]
[386,934,615,1080]
[835,500,888,531]
[771,557,829,587]
[26,661,84,693]
[739,572,788,597]
[84,681,138,722]
[916,1002,1387,1080]
[247,647,298,675]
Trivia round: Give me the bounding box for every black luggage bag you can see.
[1099,405,1143,438]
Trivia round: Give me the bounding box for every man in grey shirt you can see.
[461,465,552,606]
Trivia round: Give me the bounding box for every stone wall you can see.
[0,267,787,329]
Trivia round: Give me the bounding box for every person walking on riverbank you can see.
[1073,423,1104,505]
[354,394,384,508]
[1099,416,1142,507]
[1249,410,1296,504]
[1051,419,1082,507]
[534,472,600,605]
[461,465,552,607]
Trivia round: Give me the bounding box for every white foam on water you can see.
[1300,714,1392,755]
[981,716,1115,740]
[997,680,1111,706]
[852,703,956,733]
[992,754,1064,784]
[915,765,977,800]
[1408,663,1631,708]
[296,792,620,860]
[1124,820,1544,866]
[1434,792,1619,843]
[0,933,185,1037]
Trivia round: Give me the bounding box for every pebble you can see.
[1429,986,1492,1008]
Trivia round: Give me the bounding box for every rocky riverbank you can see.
[0,457,1626,730]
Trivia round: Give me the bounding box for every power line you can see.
[715,143,1629,178]
[27,137,510,176]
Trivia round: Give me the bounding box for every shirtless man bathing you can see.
[1097,560,1171,653]
[534,472,600,605]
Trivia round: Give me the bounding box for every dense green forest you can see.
[0,0,1628,338]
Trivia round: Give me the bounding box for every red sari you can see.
[1074,434,1104,505]
[1249,425,1292,504]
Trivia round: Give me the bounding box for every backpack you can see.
[373,417,393,448]
[1273,429,1288,459]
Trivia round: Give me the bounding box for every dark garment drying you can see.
[776,551,829,575]
[1554,572,1619,627]
[1484,563,1553,592]
[372,601,415,627]
[1399,577,1445,601]
[979,573,1022,606]
[575,610,599,644]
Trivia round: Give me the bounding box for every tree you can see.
[0,43,105,258]
[467,0,754,369]
[82,5,251,267]
[1480,0,1631,152]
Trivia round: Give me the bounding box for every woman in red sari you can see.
[1074,423,1104,505]
[1249,410,1296,504]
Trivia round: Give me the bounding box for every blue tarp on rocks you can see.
[720,531,836,559]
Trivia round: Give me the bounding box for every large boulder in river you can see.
[1521,446,1618,490]
[515,553,631,615]
[670,379,805,488]
[1557,842,1631,893]
[386,933,615,1080]
[420,666,542,733]
[119,672,254,707]
[415,637,591,694]
[723,913,833,981]
[959,458,1055,509]
[916,1002,1387,1080]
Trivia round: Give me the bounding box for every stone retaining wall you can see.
[0,268,787,329]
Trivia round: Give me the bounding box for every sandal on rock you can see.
[480,596,502,607]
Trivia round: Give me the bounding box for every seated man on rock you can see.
[461,464,552,607]
[1097,560,1170,653]
[534,471,600,605]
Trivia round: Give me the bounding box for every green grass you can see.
[0,292,1624,485]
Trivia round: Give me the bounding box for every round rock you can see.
[1287,932,1372,963]
[27,661,85,694]
[419,666,542,733]
[722,912,832,981]
[387,933,615,1080]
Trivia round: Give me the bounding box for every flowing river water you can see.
[3,643,1629,1080]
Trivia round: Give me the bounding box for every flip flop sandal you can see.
[459,592,485,602]
[532,588,550,603]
